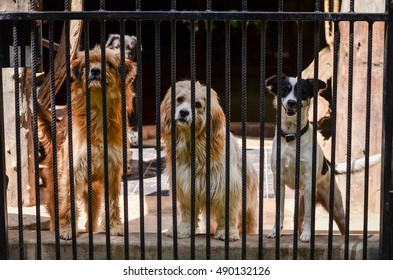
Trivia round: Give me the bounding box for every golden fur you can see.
[160,80,259,241]
[38,45,136,239]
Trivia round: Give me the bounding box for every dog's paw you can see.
[60,227,76,240]
[299,232,311,242]
[166,223,191,239]
[214,228,240,242]
[266,228,277,238]
[110,222,124,236]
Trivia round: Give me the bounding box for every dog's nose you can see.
[287,100,297,108]
[90,67,101,77]
[179,109,190,118]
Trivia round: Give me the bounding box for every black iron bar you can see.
[328,21,340,260]
[363,21,374,260]
[155,20,162,260]
[310,20,320,260]
[258,21,266,261]
[224,20,231,260]
[205,19,212,260]
[190,20,196,260]
[344,21,355,260]
[64,1,78,259]
[293,20,304,260]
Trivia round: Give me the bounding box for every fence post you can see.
[380,0,393,260]
[0,66,9,260]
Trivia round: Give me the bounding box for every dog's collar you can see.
[280,122,309,142]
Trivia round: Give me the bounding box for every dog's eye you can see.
[106,62,114,69]
[195,101,203,109]
[176,96,184,103]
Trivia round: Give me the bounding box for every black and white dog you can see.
[265,74,381,242]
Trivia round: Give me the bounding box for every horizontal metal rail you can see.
[0,11,388,22]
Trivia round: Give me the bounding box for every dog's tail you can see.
[334,153,381,174]
[37,103,53,153]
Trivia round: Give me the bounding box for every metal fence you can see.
[0,0,393,260]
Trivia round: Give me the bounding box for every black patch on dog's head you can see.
[265,74,290,97]
[322,156,330,175]
[296,79,326,101]
[266,75,326,100]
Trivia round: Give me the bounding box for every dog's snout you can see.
[90,67,101,77]
[179,109,190,118]
[287,99,296,108]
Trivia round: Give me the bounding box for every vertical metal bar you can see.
[155,20,162,260]
[380,0,393,260]
[328,20,340,260]
[205,19,212,260]
[170,18,178,260]
[30,15,42,262]
[48,20,61,260]
[345,20,355,260]
[169,0,178,260]
[293,20,304,260]
[310,19,320,260]
[12,21,24,260]
[135,19,145,260]
[190,20,196,260]
[83,20,94,260]
[12,21,25,261]
[241,19,248,260]
[224,20,231,260]
[275,19,283,261]
[350,0,355,12]
[389,191,393,259]
[0,27,9,261]
[258,20,266,261]
[275,0,284,262]
[119,20,130,260]
[64,0,77,260]
[362,21,374,260]
[99,18,111,260]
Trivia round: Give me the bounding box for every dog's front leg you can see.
[58,172,79,240]
[105,168,124,236]
[166,200,192,239]
[266,175,285,239]
[299,181,312,242]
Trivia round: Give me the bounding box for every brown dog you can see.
[38,45,136,239]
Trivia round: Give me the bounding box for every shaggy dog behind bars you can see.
[38,45,136,239]
[160,80,259,241]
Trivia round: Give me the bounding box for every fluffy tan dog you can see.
[160,80,259,241]
[38,45,136,239]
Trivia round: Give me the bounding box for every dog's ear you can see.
[265,75,278,95]
[265,74,289,96]
[106,34,121,49]
[210,89,226,157]
[71,55,83,83]
[302,79,327,98]
[124,59,137,84]
[160,87,173,140]
[125,35,138,61]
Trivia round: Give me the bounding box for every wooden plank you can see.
[2,0,36,207]
[336,0,384,213]
[38,0,83,108]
